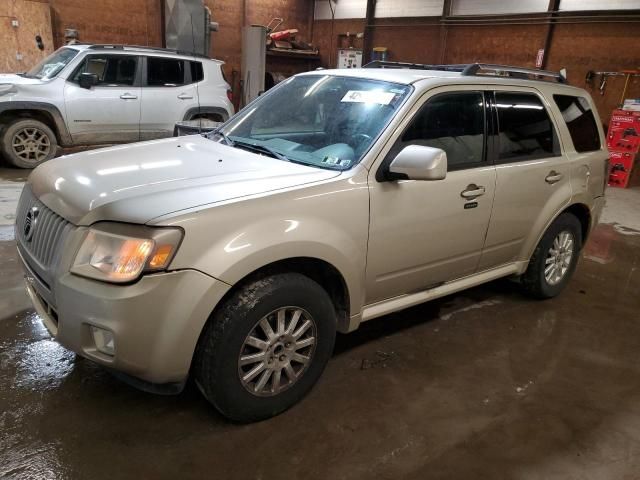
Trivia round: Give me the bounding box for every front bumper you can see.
[21,259,230,385]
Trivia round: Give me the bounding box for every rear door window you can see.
[396,91,486,170]
[553,94,601,152]
[147,57,185,86]
[495,92,560,162]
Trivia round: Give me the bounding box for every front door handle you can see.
[177,93,194,100]
[545,171,564,184]
[120,93,137,100]
[461,184,486,200]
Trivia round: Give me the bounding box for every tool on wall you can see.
[589,70,640,103]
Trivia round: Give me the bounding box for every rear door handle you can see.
[120,93,137,100]
[545,171,563,184]
[461,184,486,200]
[177,93,194,100]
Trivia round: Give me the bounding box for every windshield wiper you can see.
[209,127,235,146]
[232,140,291,162]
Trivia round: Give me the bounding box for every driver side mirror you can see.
[79,72,99,89]
[388,145,447,181]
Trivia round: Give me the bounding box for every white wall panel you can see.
[560,0,640,10]
[375,0,444,18]
[451,0,549,15]
[314,0,367,20]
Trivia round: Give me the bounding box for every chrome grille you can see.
[16,185,73,270]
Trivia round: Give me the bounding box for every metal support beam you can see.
[540,0,560,69]
[362,0,376,65]
[439,0,452,63]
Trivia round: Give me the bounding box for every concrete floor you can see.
[1,166,640,480]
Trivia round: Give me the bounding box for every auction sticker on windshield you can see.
[341,90,395,105]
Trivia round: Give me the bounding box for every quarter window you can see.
[190,61,204,83]
[147,57,185,86]
[553,94,601,152]
[73,55,138,87]
[495,92,560,161]
[397,91,486,170]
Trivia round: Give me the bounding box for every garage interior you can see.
[1,0,640,478]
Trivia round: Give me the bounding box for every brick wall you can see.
[313,16,640,124]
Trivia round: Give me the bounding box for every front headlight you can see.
[71,223,183,283]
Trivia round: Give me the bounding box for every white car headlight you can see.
[71,224,183,283]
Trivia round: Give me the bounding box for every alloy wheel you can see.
[544,230,574,286]
[238,307,317,397]
[12,127,51,163]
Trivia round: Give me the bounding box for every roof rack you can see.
[86,44,210,59]
[364,60,567,83]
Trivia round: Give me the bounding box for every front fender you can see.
[162,175,370,317]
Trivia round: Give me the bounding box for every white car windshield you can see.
[212,75,412,170]
[25,47,79,79]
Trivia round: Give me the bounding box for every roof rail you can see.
[462,63,567,83]
[86,44,210,59]
[363,60,467,72]
[363,60,567,83]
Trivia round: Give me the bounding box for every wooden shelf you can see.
[267,49,321,61]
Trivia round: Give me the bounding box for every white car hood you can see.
[0,73,45,86]
[29,136,341,225]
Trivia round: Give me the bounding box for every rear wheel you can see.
[1,118,58,168]
[194,273,336,422]
[521,213,582,299]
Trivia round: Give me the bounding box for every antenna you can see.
[190,13,203,134]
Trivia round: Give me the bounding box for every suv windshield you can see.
[213,75,412,170]
[25,47,79,80]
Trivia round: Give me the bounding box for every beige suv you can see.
[16,63,607,422]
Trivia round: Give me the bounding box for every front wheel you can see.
[1,118,58,168]
[194,273,337,422]
[521,212,583,299]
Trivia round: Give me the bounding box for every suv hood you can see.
[29,136,341,225]
[0,73,46,87]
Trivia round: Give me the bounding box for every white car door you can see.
[63,54,141,144]
[139,56,199,140]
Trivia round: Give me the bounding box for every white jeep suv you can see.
[16,62,607,422]
[0,44,234,168]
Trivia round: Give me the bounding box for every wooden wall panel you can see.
[0,0,55,73]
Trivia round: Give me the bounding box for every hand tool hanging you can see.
[587,70,640,104]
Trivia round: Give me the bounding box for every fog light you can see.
[90,326,115,356]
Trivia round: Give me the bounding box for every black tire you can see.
[521,212,583,299]
[194,273,337,423]
[1,118,58,168]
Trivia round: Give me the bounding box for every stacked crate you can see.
[607,109,640,188]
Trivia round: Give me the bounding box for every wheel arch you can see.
[184,106,229,122]
[523,201,592,266]
[0,102,72,146]
[209,256,351,334]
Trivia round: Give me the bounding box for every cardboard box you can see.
[608,149,638,188]
[607,109,640,153]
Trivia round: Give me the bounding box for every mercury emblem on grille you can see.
[24,207,39,242]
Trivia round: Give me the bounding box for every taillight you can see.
[227,89,233,102]
[603,157,610,192]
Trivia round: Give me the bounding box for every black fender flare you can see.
[0,102,73,146]
[183,106,230,122]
